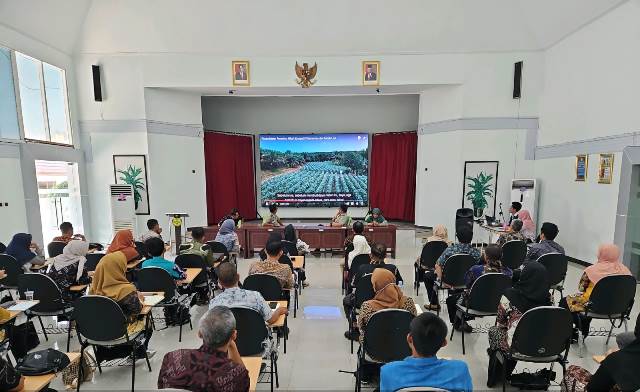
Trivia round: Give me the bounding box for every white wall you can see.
[0,155,28,243]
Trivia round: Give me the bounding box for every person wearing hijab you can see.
[356,268,417,352]
[214,219,240,253]
[515,209,536,241]
[486,262,551,386]
[364,208,388,226]
[107,230,139,262]
[6,233,45,271]
[46,240,90,300]
[426,224,451,244]
[563,313,640,392]
[348,226,371,268]
[560,244,631,338]
[89,251,154,361]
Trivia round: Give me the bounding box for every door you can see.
[35,160,84,252]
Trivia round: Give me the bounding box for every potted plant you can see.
[465,171,494,218]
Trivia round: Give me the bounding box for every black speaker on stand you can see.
[92,65,103,102]
[455,208,474,233]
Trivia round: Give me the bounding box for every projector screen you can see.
[259,133,369,207]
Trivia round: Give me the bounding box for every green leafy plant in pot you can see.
[465,171,494,218]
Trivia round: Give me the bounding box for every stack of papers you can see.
[8,301,38,311]
[143,295,164,306]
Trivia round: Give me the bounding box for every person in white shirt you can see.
[139,218,163,242]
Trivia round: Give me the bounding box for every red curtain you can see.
[369,131,418,222]
[204,132,257,225]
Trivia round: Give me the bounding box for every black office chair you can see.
[47,241,67,258]
[74,295,151,392]
[282,240,299,257]
[578,274,636,353]
[435,254,476,316]
[451,273,512,354]
[0,254,23,291]
[277,254,299,315]
[17,273,75,351]
[175,253,212,300]
[501,240,527,270]
[243,274,282,301]
[537,253,568,300]
[85,253,105,272]
[348,273,375,354]
[493,306,573,392]
[414,241,448,295]
[343,243,355,294]
[231,307,278,392]
[205,241,230,263]
[347,254,371,292]
[137,267,193,342]
[354,309,414,392]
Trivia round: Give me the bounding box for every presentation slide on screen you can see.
[260,133,369,207]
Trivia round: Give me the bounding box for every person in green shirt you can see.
[180,227,215,267]
[364,208,388,226]
[262,204,283,227]
[331,204,353,227]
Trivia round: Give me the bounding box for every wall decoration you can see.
[113,155,150,215]
[362,61,380,86]
[295,62,317,88]
[598,153,615,184]
[462,161,499,218]
[575,154,588,181]
[232,60,250,86]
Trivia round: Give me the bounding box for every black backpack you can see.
[16,348,70,375]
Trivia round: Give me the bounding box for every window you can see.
[0,47,20,140]
[16,52,71,145]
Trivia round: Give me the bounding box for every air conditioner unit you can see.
[511,179,539,223]
[109,184,135,236]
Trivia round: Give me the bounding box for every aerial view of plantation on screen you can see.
[259,133,368,207]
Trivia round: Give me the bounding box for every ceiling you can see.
[0,0,628,56]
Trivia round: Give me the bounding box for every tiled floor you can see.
[34,229,637,390]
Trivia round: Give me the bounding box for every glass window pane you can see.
[16,52,47,141]
[0,47,20,139]
[43,63,71,145]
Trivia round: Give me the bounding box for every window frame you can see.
[0,45,24,143]
[14,50,73,146]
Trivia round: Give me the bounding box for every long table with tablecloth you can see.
[198,223,397,259]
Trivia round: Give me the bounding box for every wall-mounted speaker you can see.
[513,61,523,99]
[92,65,103,102]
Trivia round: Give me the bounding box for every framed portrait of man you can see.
[362,61,380,86]
[232,61,250,86]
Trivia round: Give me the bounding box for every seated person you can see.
[423,226,481,311]
[517,209,537,242]
[364,208,388,226]
[446,244,513,333]
[139,218,163,242]
[248,240,294,290]
[52,221,86,243]
[6,233,45,271]
[107,229,140,263]
[210,262,288,325]
[486,262,551,387]
[89,251,153,361]
[258,233,294,272]
[357,268,417,346]
[142,237,186,280]
[560,243,630,339]
[496,219,527,247]
[415,224,450,283]
[218,208,242,227]
[214,219,241,253]
[331,204,353,227]
[525,222,565,262]
[350,243,403,288]
[262,204,283,227]
[158,306,249,392]
[507,201,522,226]
[46,240,91,301]
[181,227,215,266]
[380,313,473,392]
[0,355,24,392]
[284,224,310,255]
[346,221,371,269]
[563,313,640,392]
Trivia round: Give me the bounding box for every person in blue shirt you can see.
[380,312,472,392]
[142,237,186,280]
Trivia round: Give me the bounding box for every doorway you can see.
[35,160,84,252]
